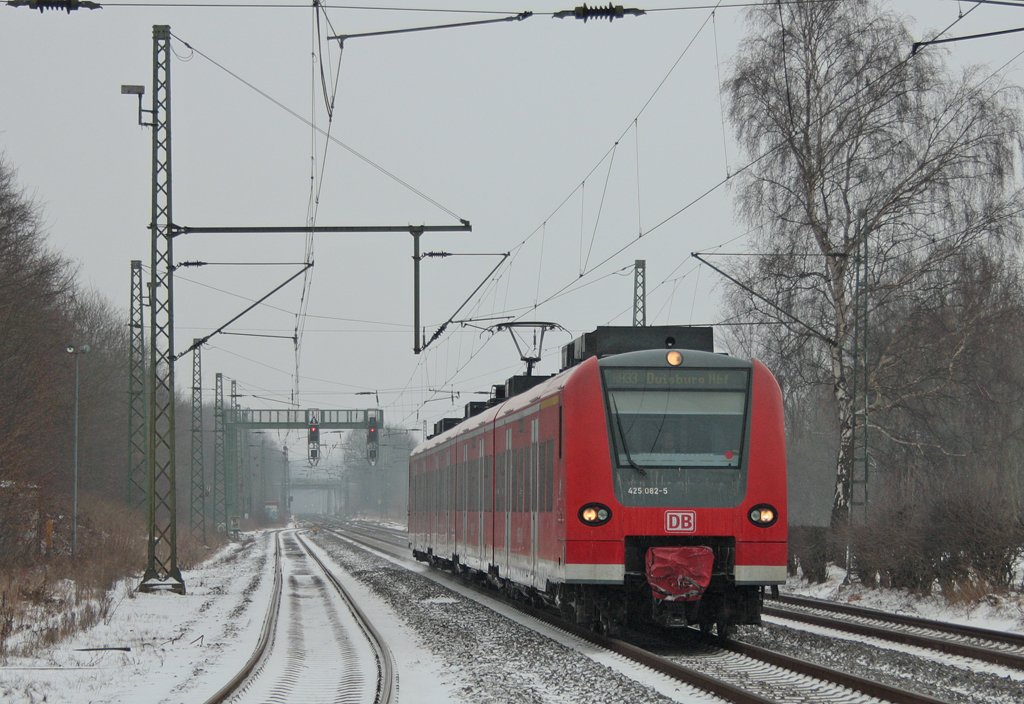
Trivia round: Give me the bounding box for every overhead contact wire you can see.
[168,32,465,222]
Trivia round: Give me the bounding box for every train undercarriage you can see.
[549,576,762,639]
[413,536,766,639]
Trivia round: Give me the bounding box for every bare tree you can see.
[723,0,1024,531]
[0,155,145,559]
[340,425,415,522]
[0,156,78,558]
[849,248,1024,589]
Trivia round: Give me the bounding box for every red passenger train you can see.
[409,327,787,636]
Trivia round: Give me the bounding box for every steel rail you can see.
[320,524,770,704]
[295,532,397,704]
[766,596,1024,670]
[327,520,407,550]
[721,639,950,704]
[772,594,1024,648]
[203,533,283,704]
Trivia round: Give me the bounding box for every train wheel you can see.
[556,590,577,622]
[699,621,714,637]
[716,618,734,640]
[598,612,621,638]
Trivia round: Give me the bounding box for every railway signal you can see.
[366,416,379,466]
[308,414,320,464]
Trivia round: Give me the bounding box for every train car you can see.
[409,326,786,636]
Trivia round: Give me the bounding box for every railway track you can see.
[341,518,1023,679]
[316,520,948,704]
[765,594,1024,670]
[204,529,396,704]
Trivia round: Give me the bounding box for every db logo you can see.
[665,510,696,533]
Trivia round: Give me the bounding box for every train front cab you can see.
[559,349,787,632]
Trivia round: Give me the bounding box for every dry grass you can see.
[0,493,223,662]
[177,526,227,570]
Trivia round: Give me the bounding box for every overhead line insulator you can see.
[7,0,101,12]
[552,3,645,22]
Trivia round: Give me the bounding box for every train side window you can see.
[530,419,539,513]
[468,456,474,513]
[511,447,517,512]
[558,405,563,459]
[481,439,487,512]
[526,445,531,512]
[548,441,555,511]
[466,445,471,512]
[510,447,517,513]
[547,440,554,511]
[536,442,545,512]
[485,459,492,513]
[494,454,500,512]
[496,451,504,512]
[516,447,524,512]
[512,447,519,512]
[524,447,532,513]
[540,441,550,512]
[507,429,516,511]
[473,454,479,512]
[463,451,467,513]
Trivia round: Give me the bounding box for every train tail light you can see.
[748,504,778,527]
[578,503,612,526]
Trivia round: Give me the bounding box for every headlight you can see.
[748,504,778,527]
[666,350,684,366]
[578,503,612,526]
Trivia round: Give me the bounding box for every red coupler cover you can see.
[645,546,715,601]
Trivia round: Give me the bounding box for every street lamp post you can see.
[66,344,91,556]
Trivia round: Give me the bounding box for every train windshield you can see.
[603,368,749,470]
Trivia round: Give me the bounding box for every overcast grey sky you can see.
[3,0,1023,460]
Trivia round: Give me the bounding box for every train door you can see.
[490,428,502,572]
[422,458,430,550]
[485,432,494,570]
[431,455,439,553]
[477,437,485,570]
[466,439,476,569]
[460,443,468,563]
[504,427,512,571]
[437,455,443,554]
[530,417,539,583]
[438,454,444,558]
[447,447,455,561]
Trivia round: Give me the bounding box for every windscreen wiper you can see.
[610,394,646,476]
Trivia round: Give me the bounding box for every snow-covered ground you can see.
[0,528,460,704]
[1,534,285,704]
[2,525,1022,703]
[786,563,1024,636]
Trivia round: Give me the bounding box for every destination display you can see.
[603,368,748,390]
